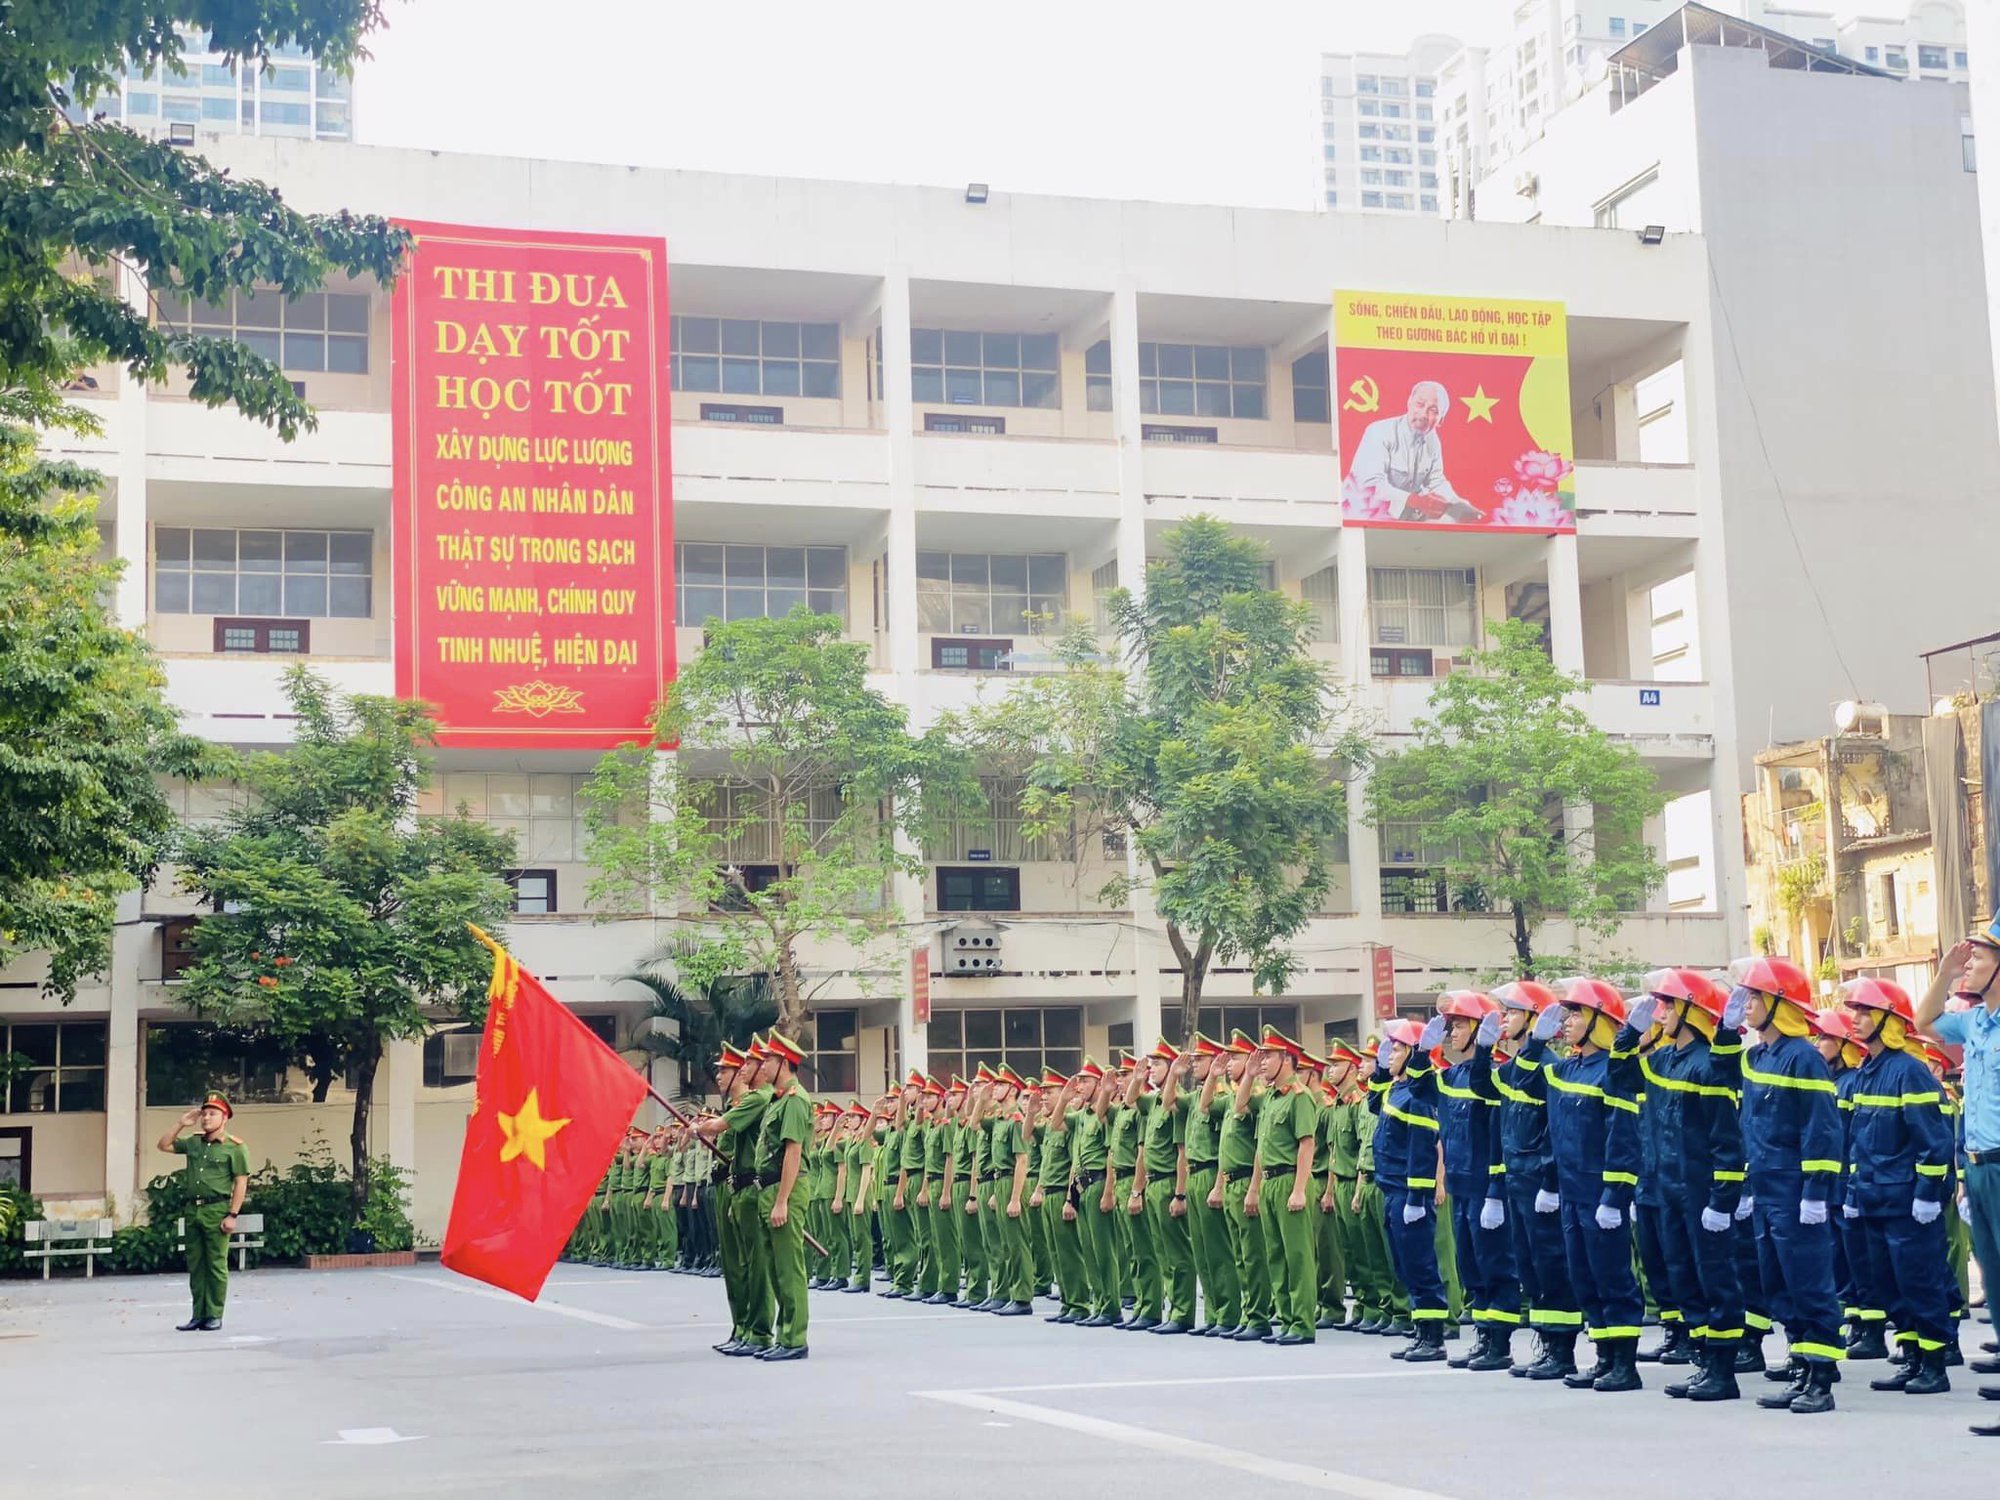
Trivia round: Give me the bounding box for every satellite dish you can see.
[1582,53,1610,87]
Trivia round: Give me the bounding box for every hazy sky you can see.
[354,0,1514,210]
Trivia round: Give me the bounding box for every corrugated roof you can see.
[1609,2,1897,112]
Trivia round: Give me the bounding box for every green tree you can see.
[585,610,969,1037]
[2,5,406,996]
[954,518,1365,1042]
[625,940,778,1099]
[173,669,516,1220]
[1366,617,1665,978]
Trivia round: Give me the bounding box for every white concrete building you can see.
[1317,36,1459,214]
[1472,16,2000,764]
[1744,0,1969,78]
[69,25,355,142]
[8,138,1753,1238]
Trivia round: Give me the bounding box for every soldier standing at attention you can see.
[752,1031,815,1360]
[1219,1029,1274,1340]
[1246,1028,1322,1345]
[694,1036,775,1355]
[1181,1035,1241,1337]
[157,1092,249,1331]
[1141,1041,1196,1335]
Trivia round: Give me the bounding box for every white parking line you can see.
[914,1375,1461,1500]
[379,1272,646,1331]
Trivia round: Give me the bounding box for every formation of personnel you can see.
[560,941,2000,1433]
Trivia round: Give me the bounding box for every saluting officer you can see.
[157,1092,249,1332]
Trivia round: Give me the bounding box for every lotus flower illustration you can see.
[1342,474,1397,522]
[1488,490,1572,529]
[1512,450,1574,489]
[494,680,587,717]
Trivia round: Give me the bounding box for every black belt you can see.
[194,1196,229,1207]
[755,1172,782,1188]
[1188,1158,1218,1171]
[1970,1149,1998,1167]
[1077,1170,1107,1188]
[1263,1166,1295,1180]
[1224,1166,1254,1183]
[729,1174,755,1190]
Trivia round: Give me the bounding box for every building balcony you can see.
[1371,673,1715,756]
[161,653,393,743]
[672,421,889,513]
[913,433,1120,520]
[144,400,391,489]
[1572,460,1698,536]
[1142,443,1339,523]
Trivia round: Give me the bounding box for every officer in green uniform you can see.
[1183,1035,1241,1336]
[749,1032,814,1360]
[880,1078,919,1296]
[1220,1031,1274,1339]
[957,1070,992,1308]
[897,1078,936,1297]
[1298,1051,1345,1328]
[1022,1075,1057,1296]
[157,1092,249,1331]
[987,1066,1036,1314]
[1036,1070,1090,1322]
[696,1037,775,1355]
[920,1078,960,1303]
[1110,1054,1158,1328]
[1141,1040,1197,1334]
[1247,1027,1322,1344]
[975,1068,1011,1311]
[1321,1041,1371,1327]
[644,1126,677,1269]
[1069,1060,1121,1326]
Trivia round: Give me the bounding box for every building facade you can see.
[67,25,355,142]
[6,137,1749,1238]
[1317,36,1460,214]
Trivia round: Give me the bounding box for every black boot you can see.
[1659,1323,1695,1365]
[1758,1359,1809,1409]
[1903,1346,1951,1396]
[1510,1332,1545,1377]
[1402,1320,1448,1363]
[1467,1325,1516,1372]
[1665,1346,1709,1400]
[1870,1353,1916,1391]
[1528,1331,1580,1381]
[1732,1334,1764,1375]
[1448,1325,1483,1369]
[1790,1360,1837,1414]
[1685,1342,1740,1401]
[1593,1337,1644,1392]
[1764,1352,1801,1383]
[1565,1343,1612,1389]
[1845,1323,1890,1361]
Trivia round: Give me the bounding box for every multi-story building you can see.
[8,136,1754,1237]
[73,26,355,142]
[1317,36,1460,214]
[1744,0,1968,79]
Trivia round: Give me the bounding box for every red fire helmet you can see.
[1808,1006,1861,1044]
[1645,967,1726,1019]
[1838,976,1915,1024]
[1492,980,1560,1013]
[1729,956,1813,1008]
[1554,977,1628,1025]
[1436,990,1498,1021]
[1382,1018,1426,1048]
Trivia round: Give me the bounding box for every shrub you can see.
[0,1185,42,1274]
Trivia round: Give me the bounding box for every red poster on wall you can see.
[911,947,932,1026]
[1370,944,1398,1021]
[391,222,675,748]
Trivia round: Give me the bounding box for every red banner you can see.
[911,947,932,1026]
[392,222,674,748]
[1370,944,1398,1021]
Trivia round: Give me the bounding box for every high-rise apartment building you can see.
[1317,37,1459,213]
[74,27,354,142]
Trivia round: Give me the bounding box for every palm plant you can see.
[626,940,778,1098]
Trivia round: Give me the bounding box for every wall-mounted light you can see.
[965,182,989,205]
[1638,224,1666,246]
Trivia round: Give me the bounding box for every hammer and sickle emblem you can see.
[1342,376,1380,414]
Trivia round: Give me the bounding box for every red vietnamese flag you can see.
[442,929,647,1300]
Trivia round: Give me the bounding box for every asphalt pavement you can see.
[5,1263,1997,1498]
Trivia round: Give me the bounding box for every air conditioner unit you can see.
[442,1033,480,1076]
[167,121,196,146]
[943,926,1004,977]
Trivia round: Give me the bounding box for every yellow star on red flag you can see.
[1462,386,1499,423]
[497,1088,571,1171]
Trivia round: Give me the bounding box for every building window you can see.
[1141,423,1218,444]
[1139,342,1266,419]
[1323,144,1339,160]
[927,1006,1082,1085]
[917,552,1066,636]
[144,1023,291,1106]
[157,287,369,373]
[712,863,783,912]
[506,869,557,915]
[423,1029,481,1088]
[0,1020,108,1113]
[1593,166,1663,230]
[932,637,1014,672]
[671,317,840,399]
[1195,1004,1300,1043]
[1361,145,1382,162]
[1383,123,1411,142]
[161,95,200,122]
[1359,100,1379,117]
[213,617,310,654]
[1359,123,1380,139]
[1091,559,1121,631]
[925,412,1006,435]
[1385,194,1413,211]
[1384,147,1412,165]
[1361,191,1384,208]
[423,772,592,864]
[1609,17,1626,37]
[202,96,235,121]
[265,65,311,91]
[937,866,1022,913]
[1370,566,1477,650]
[804,1009,858,1094]
[126,90,158,115]
[1292,349,1330,422]
[259,100,310,126]
[1632,21,1647,33]
[1415,80,1434,98]
[1303,565,1339,643]
[930,777,1062,862]
[1865,45,1880,62]
[1361,169,1383,186]
[1380,78,1406,97]
[692,782,844,868]
[154,528,372,619]
[912,329,1058,409]
[1885,47,1907,71]
[161,916,201,980]
[1357,76,1378,94]
[1920,45,1948,70]
[1421,195,1438,212]
[698,402,783,425]
[1381,102,1405,119]
[1085,339,1112,411]
[1324,190,1339,206]
[675,542,848,627]
[1957,50,1970,69]
[1385,171,1410,188]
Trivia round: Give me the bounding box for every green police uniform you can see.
[1222,1083,1274,1334]
[1110,1097,1154,1316]
[754,1081,815,1351]
[899,1115,932,1294]
[1325,1086,1370,1322]
[1038,1110,1086,1317]
[647,1149,677,1269]
[1185,1079,1240,1331]
[1255,1076,1321,1341]
[922,1114,958,1300]
[1143,1087,1196,1328]
[718,1081,775,1348]
[1025,1115,1056,1295]
[173,1121,249,1326]
[1312,1091,1347,1323]
[1071,1107,1120,1320]
[958,1115,989,1304]
[987,1105,1031,1304]
[976,1111,1008,1305]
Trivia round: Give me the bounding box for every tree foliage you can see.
[954,518,1365,1040]
[586,610,971,1036]
[1,4,407,997]
[1366,617,1665,977]
[172,669,515,1219]
[624,940,778,1099]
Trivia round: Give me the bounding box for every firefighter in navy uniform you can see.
[1840,977,1957,1397]
[1432,992,1520,1372]
[1368,1014,1453,1363]
[1491,980,1583,1381]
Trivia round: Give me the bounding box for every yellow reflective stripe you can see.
[1411,1308,1452,1321]
[1915,1163,1949,1177]
[1602,1171,1638,1186]
[1790,1341,1847,1362]
[1849,1091,1943,1108]
[1529,1308,1584,1327]
[1711,1042,1743,1057]
[1589,1325,1643,1340]
[1746,1312,1773,1331]
[1545,1073,1640,1111]
[1488,1164,1508,1176]
[1741,1063,1836,1095]
[1405,1176,1436,1189]
[1713,1170,1746,1183]
[1385,1105,1439,1132]
[1705,1327,1744,1341]
[1493,1079,1544,1106]
[1639,1057,1739,1102]
[1475,1309,1523,1325]
[1437,1080,1481,1100]
[1837,1099,1855,1111]
[1799,1159,1842,1174]
[1657,1310,1683,1323]
[1516,1058,1542,1073]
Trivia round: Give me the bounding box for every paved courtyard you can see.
[4,1264,1997,1498]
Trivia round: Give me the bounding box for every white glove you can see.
[1531,1006,1564,1043]
[1800,1200,1827,1226]
[1402,1201,1427,1225]
[1418,1015,1448,1052]
[1372,1037,1392,1067]
[1699,1207,1731,1233]
[1842,1203,1860,1220]
[1733,1195,1754,1221]
[1595,1204,1623,1231]
[1626,995,1659,1034]
[1475,1012,1501,1048]
[1722,987,1751,1030]
[1480,1197,1505,1231]
[1534,1189,1560,1214]
[1913,1198,1942,1225]
[1960,1197,1974,1226]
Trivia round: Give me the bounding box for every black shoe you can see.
[845,1282,869,1294]
[1871,1361,1915,1391]
[1386,1320,1416,1340]
[882,1289,906,1300]
[723,1342,767,1357]
[1763,1356,1800,1382]
[1686,1348,1740,1402]
[1790,1361,1837,1415]
[923,1292,953,1305]
[176,1317,205,1332]
[1443,1324,1462,1342]
[713,1338,741,1354]
[1046,1310,1077,1324]
[1845,1324,1889,1360]
[1150,1320,1190,1334]
[1658,1325,1695,1366]
[1316,1316,1339,1331]
[1274,1332,1314,1346]
[1593,1340,1643,1393]
[1402,1325,1448,1363]
[1526,1335,1579,1381]
[1467,1326,1515,1372]
[1971,1357,2000,1375]
[1946,1341,1966,1368]
[1565,1354,1611,1390]
[1972,1418,2000,1436]
[197,1319,222,1332]
[1758,1360,1808,1408]
[1355,1315,1384,1335]
[1122,1297,1135,1310]
[759,1344,808,1362]
[1078,1314,1116,1329]
[996,1301,1033,1317]
[1903,1348,1951,1396]
[1510,1333,1544,1377]
[1666,1348,1707,1400]
[1982,1384,2000,1401]
[949,1296,975,1309]
[1732,1339,1763,1375]
[1232,1324,1269,1342]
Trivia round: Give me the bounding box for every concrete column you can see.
[1643,810,1673,913]
[110,261,150,628]
[1609,381,1643,464]
[103,898,144,1217]
[1546,534,1586,675]
[1625,576,1656,682]
[1339,525,1383,924]
[384,1037,419,1179]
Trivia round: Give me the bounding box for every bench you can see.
[174,1212,266,1271]
[23,1218,115,1279]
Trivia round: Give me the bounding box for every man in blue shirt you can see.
[1916,915,2000,1433]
